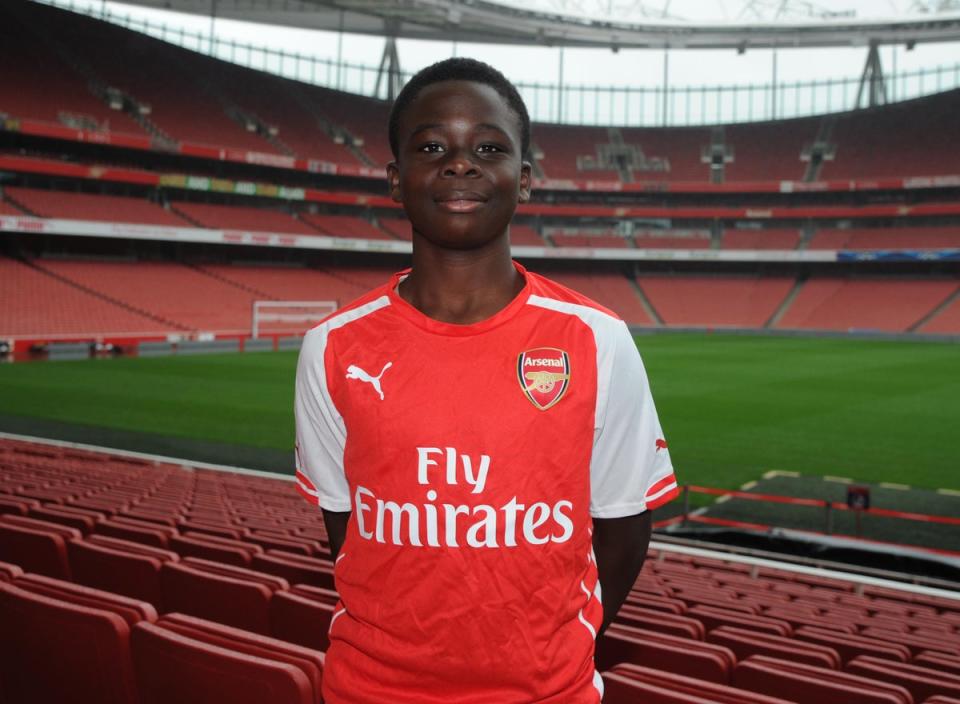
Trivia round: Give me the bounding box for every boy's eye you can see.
[418,142,444,153]
[477,144,503,153]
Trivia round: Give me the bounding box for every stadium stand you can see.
[635,231,713,250]
[551,231,631,248]
[636,276,796,328]
[299,213,393,239]
[5,187,189,226]
[619,126,713,182]
[0,255,178,337]
[532,125,622,181]
[0,5,146,137]
[2,437,960,702]
[809,226,960,250]
[311,88,394,167]
[171,202,318,235]
[821,89,960,179]
[775,278,959,332]
[722,229,802,250]
[548,271,655,325]
[723,119,820,182]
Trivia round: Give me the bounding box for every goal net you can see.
[251,300,338,339]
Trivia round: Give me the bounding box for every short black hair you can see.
[388,57,531,159]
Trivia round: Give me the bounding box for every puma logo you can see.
[345,362,393,401]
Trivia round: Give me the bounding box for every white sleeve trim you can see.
[294,296,390,512]
[526,295,676,517]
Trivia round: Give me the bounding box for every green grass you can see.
[0,334,958,491]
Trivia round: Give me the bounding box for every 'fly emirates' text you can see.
[353,447,575,548]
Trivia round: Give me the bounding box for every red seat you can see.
[689,604,792,636]
[68,535,179,606]
[244,532,319,556]
[169,532,261,567]
[733,655,913,704]
[289,584,340,605]
[0,496,36,516]
[155,613,323,701]
[0,559,24,581]
[795,626,911,664]
[860,627,960,658]
[270,590,337,652]
[915,651,960,677]
[0,517,78,579]
[94,517,174,548]
[707,625,841,669]
[602,672,723,703]
[251,551,336,589]
[605,663,794,703]
[14,572,158,626]
[923,697,960,704]
[29,504,104,534]
[847,655,960,702]
[160,558,287,634]
[131,621,316,704]
[597,625,734,684]
[0,581,139,704]
[615,603,705,639]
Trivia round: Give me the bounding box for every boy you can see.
[295,58,678,703]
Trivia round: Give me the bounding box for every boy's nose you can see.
[441,150,480,177]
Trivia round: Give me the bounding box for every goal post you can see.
[251,300,339,339]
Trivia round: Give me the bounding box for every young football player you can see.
[295,57,678,703]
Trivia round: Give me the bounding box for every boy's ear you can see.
[386,161,402,202]
[518,160,533,204]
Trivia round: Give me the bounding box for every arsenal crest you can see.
[517,347,571,411]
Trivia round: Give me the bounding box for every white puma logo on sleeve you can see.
[346,362,393,400]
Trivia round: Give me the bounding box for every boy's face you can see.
[387,80,532,251]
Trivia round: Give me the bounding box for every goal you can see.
[251,300,338,339]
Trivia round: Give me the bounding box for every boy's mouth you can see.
[435,192,488,213]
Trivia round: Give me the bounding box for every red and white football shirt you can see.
[295,262,678,703]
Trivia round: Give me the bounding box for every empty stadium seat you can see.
[0,581,139,704]
[153,613,324,700]
[251,551,336,589]
[733,655,913,704]
[160,557,288,634]
[0,559,24,581]
[68,535,179,606]
[597,624,735,683]
[131,621,317,704]
[269,590,337,652]
[0,515,79,580]
[707,625,841,669]
[794,625,912,664]
[604,663,794,704]
[847,655,960,702]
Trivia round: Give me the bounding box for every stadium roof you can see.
[117,0,960,49]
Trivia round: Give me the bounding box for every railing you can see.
[34,0,960,126]
[655,485,960,557]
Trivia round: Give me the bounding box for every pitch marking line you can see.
[937,488,960,497]
[762,470,800,479]
[824,475,853,484]
[879,482,911,491]
[741,481,758,491]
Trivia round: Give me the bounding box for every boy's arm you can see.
[322,509,351,561]
[592,511,652,636]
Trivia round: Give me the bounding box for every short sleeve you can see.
[589,321,678,518]
[294,327,352,512]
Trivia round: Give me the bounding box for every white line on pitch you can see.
[762,469,800,479]
[824,475,853,484]
[937,488,960,497]
[741,481,758,491]
[879,482,911,490]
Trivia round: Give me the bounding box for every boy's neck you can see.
[399,233,523,325]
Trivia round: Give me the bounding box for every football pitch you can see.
[0,333,958,495]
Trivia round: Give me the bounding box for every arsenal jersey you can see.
[295,262,678,703]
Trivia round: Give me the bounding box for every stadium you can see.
[0,0,959,700]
